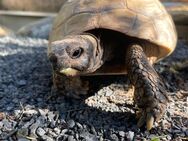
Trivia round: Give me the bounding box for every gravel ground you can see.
[0,36,187,141]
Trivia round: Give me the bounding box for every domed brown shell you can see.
[49,0,177,74]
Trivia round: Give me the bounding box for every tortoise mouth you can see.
[60,68,80,76]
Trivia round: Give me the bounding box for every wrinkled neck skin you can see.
[82,32,118,74]
[82,33,104,74]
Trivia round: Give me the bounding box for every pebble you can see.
[76,122,83,129]
[90,126,97,135]
[41,135,54,141]
[185,130,188,136]
[17,80,26,86]
[61,129,68,135]
[166,135,172,140]
[48,112,56,128]
[30,122,40,138]
[6,105,14,111]
[126,131,134,141]
[24,109,38,115]
[17,128,29,137]
[17,138,30,141]
[68,135,75,141]
[2,119,13,131]
[48,130,58,137]
[48,111,55,121]
[54,128,61,134]
[12,98,19,104]
[80,131,98,141]
[67,119,75,129]
[119,131,125,137]
[22,119,35,129]
[38,109,48,116]
[36,127,46,136]
[110,134,119,141]
[105,88,113,96]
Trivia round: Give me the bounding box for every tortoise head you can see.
[49,34,104,76]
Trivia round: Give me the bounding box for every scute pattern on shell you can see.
[49,0,177,63]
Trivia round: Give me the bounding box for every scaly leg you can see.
[126,44,169,130]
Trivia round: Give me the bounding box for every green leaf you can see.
[151,137,160,141]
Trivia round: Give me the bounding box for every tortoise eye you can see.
[71,47,83,59]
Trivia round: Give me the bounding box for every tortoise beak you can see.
[60,68,79,76]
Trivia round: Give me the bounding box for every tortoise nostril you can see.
[49,53,57,64]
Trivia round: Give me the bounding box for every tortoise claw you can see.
[146,113,154,131]
[126,44,169,130]
[137,110,155,130]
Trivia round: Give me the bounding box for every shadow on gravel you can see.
[0,38,139,140]
[0,37,187,140]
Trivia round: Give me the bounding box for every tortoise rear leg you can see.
[126,44,169,130]
[52,71,89,99]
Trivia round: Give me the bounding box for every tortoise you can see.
[48,0,177,130]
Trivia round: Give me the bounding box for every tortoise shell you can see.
[49,0,177,75]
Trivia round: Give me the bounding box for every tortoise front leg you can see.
[126,44,169,130]
[52,72,89,99]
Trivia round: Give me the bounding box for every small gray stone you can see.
[36,98,43,102]
[61,129,68,135]
[17,138,30,141]
[90,126,97,135]
[50,121,56,128]
[80,131,98,141]
[54,128,61,134]
[30,122,40,138]
[166,135,172,140]
[110,134,119,141]
[68,135,75,141]
[119,131,125,137]
[22,119,35,129]
[12,98,19,103]
[75,133,79,140]
[48,111,56,121]
[17,128,29,137]
[38,109,48,116]
[67,120,75,128]
[173,130,182,134]
[25,105,35,110]
[185,130,188,136]
[36,127,46,137]
[126,131,134,141]
[48,130,58,137]
[6,105,14,111]
[105,88,113,96]
[47,112,57,128]
[2,119,13,131]
[17,80,26,86]
[14,110,21,117]
[0,122,4,129]
[41,135,54,141]
[24,109,38,115]
[76,122,83,129]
